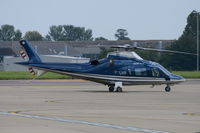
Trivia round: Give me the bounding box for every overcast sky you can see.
[0,0,199,40]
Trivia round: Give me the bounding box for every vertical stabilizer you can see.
[19,40,42,63]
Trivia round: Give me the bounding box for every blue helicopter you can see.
[16,40,195,92]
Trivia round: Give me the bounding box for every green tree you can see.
[135,48,159,62]
[13,30,22,41]
[95,37,108,41]
[81,28,93,41]
[47,25,64,41]
[46,25,93,41]
[0,24,15,41]
[45,34,51,41]
[63,25,75,41]
[98,47,114,59]
[115,29,130,40]
[0,24,22,41]
[161,11,199,70]
[23,31,43,41]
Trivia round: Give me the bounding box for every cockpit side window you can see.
[152,68,160,77]
[150,67,166,78]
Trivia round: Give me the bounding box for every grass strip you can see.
[172,71,200,78]
[0,71,71,80]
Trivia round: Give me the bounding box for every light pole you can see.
[197,12,199,71]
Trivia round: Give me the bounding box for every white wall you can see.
[3,55,90,71]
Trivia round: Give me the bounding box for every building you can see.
[0,40,174,71]
[2,55,90,71]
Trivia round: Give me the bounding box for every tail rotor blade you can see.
[27,68,47,79]
[28,67,36,75]
[19,49,28,60]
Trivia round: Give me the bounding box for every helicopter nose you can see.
[170,74,185,82]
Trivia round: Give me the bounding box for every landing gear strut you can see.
[108,82,123,92]
[165,85,171,92]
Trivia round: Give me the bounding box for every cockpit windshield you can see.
[107,51,143,60]
[156,63,171,76]
[149,61,171,76]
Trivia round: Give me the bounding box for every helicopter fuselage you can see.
[16,40,185,92]
[17,54,185,86]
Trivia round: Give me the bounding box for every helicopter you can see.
[16,40,196,92]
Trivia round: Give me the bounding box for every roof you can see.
[0,40,174,57]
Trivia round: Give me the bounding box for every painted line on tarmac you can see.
[0,111,170,133]
[32,79,88,82]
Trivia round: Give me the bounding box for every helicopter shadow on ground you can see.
[75,90,162,93]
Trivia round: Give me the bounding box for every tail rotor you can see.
[19,49,28,60]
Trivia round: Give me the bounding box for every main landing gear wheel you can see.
[116,87,123,92]
[108,82,123,92]
[109,86,114,92]
[165,86,171,92]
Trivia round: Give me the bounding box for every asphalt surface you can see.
[0,79,200,133]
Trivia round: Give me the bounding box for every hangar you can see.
[0,40,173,71]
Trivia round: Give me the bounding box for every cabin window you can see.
[127,68,132,75]
[134,68,147,76]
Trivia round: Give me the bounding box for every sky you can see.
[0,0,199,40]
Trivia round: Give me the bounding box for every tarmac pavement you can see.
[0,79,200,133]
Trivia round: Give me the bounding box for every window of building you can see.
[0,56,4,63]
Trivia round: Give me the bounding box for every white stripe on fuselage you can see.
[31,66,183,85]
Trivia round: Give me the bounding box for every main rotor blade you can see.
[133,46,197,55]
[110,44,132,51]
[110,44,196,55]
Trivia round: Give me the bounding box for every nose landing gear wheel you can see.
[165,86,171,92]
